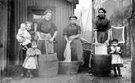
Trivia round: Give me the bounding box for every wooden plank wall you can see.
[0,0,8,73]
[9,0,73,64]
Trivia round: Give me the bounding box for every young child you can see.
[22,41,41,78]
[25,21,37,41]
[16,23,31,49]
[109,39,123,77]
[25,21,32,31]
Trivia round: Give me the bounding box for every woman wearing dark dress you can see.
[63,16,83,62]
[94,8,111,44]
[36,9,58,54]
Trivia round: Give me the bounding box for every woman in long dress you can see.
[36,9,58,54]
[94,8,111,44]
[63,16,83,62]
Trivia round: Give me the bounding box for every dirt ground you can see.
[1,58,131,83]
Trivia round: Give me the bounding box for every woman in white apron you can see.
[36,9,58,54]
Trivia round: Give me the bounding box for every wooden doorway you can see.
[27,6,56,31]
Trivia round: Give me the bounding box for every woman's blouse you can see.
[94,15,111,32]
[37,19,58,34]
[63,23,81,37]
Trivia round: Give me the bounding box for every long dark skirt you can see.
[97,31,108,43]
[15,44,31,65]
[71,38,83,62]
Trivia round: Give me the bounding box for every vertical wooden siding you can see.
[13,0,73,61]
[0,0,8,71]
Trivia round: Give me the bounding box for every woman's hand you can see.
[69,36,74,41]
[36,32,42,40]
[49,38,54,42]
[69,34,80,41]
[104,40,109,46]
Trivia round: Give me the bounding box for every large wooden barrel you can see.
[38,53,58,77]
[91,54,111,77]
[58,61,82,74]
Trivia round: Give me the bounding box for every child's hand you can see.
[115,47,121,53]
[110,50,115,53]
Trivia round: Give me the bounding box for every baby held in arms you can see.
[16,23,31,49]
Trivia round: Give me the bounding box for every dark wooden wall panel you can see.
[0,0,8,71]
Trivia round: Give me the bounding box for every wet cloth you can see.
[64,40,72,62]
[63,23,83,62]
[23,48,41,69]
[111,26,125,43]
[37,32,54,54]
[64,38,83,62]
[95,44,108,55]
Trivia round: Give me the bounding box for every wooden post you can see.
[131,0,135,82]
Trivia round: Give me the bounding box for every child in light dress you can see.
[109,39,123,77]
[16,23,31,49]
[22,41,41,78]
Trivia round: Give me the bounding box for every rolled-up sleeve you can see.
[77,25,81,34]
[107,19,111,30]
[16,29,22,41]
[94,19,98,30]
[63,26,68,36]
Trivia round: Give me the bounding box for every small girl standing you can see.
[22,41,41,78]
[109,39,123,77]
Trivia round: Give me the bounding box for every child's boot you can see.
[27,70,30,77]
[21,68,25,77]
[113,67,117,77]
[29,73,33,78]
[117,67,122,77]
